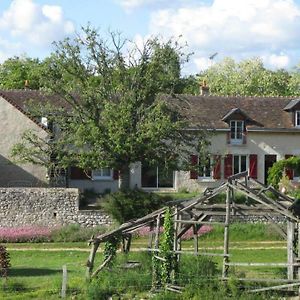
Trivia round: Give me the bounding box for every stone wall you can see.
[0,188,112,227]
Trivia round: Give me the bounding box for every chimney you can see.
[200,80,209,96]
[24,80,29,90]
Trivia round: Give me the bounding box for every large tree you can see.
[182,57,300,96]
[0,56,45,89]
[200,57,293,96]
[12,27,207,189]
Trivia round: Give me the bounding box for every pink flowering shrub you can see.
[135,225,213,240]
[0,226,52,243]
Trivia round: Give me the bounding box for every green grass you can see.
[0,223,292,299]
[0,249,103,299]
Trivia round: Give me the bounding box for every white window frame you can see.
[233,155,248,175]
[296,111,300,127]
[198,157,212,180]
[41,117,48,128]
[230,120,244,145]
[92,168,113,180]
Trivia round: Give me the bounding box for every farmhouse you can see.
[0,89,300,192]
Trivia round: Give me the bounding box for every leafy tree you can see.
[0,56,45,89]
[12,27,207,189]
[199,57,294,96]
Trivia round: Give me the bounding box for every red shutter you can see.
[70,167,91,180]
[285,155,294,180]
[249,154,258,179]
[113,169,119,180]
[190,155,198,179]
[224,154,233,179]
[213,155,221,179]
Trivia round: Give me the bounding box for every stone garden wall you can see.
[0,188,111,227]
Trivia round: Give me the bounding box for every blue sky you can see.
[1,0,300,74]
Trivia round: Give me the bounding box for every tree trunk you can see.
[119,164,131,190]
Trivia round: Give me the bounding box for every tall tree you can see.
[198,57,294,96]
[12,27,207,189]
[0,56,44,89]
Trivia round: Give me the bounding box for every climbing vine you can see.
[103,235,120,268]
[268,157,300,188]
[160,207,176,286]
[0,245,11,278]
[152,207,177,289]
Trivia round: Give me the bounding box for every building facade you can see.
[1,89,300,192]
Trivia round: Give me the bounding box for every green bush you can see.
[202,223,283,241]
[101,189,172,224]
[51,224,109,242]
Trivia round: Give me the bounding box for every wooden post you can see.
[173,206,179,253]
[86,242,100,280]
[298,222,300,297]
[287,221,295,281]
[222,185,231,279]
[193,225,199,254]
[148,222,155,249]
[61,265,67,298]
[152,214,161,288]
[154,214,161,249]
[126,234,132,253]
[177,211,182,260]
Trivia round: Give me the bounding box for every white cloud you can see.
[194,56,214,71]
[264,53,290,69]
[42,5,63,24]
[148,0,300,71]
[0,0,74,60]
[117,0,168,11]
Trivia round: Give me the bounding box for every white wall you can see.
[175,131,300,192]
[0,96,49,187]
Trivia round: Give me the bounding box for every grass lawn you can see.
[0,223,291,299]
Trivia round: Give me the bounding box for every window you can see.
[198,157,211,178]
[230,120,244,144]
[92,168,112,180]
[142,163,174,188]
[294,168,300,180]
[233,155,247,174]
[296,111,300,127]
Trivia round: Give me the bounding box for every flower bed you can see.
[135,225,213,240]
[0,226,52,243]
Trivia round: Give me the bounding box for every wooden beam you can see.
[86,242,100,280]
[229,182,299,222]
[139,248,229,257]
[222,186,231,279]
[287,221,295,281]
[91,254,113,279]
[249,282,300,293]
[226,262,300,267]
[175,220,225,226]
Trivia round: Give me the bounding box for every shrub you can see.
[0,227,51,243]
[101,189,172,224]
[50,224,109,242]
[0,245,11,278]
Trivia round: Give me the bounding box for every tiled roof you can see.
[164,94,299,130]
[0,89,66,131]
[0,90,299,131]
[0,90,64,109]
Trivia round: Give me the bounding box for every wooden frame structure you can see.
[86,171,300,293]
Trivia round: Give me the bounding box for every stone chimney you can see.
[24,80,30,90]
[200,80,209,96]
